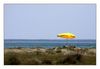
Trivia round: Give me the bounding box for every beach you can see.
[4,46,96,65]
[4,4,96,65]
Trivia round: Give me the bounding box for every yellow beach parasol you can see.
[57,32,76,39]
[57,32,76,46]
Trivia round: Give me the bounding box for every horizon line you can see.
[4,39,96,40]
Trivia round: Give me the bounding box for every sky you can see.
[4,4,96,39]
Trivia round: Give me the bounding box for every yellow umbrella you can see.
[57,32,76,39]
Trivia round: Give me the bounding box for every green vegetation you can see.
[4,46,96,65]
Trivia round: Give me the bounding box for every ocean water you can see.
[4,39,96,48]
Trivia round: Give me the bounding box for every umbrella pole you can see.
[65,39,68,46]
[67,39,68,46]
[66,39,69,46]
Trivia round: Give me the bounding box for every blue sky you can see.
[4,4,96,39]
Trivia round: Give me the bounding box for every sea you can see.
[4,39,96,48]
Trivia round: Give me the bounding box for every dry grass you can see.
[4,47,96,65]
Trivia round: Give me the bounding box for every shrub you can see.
[4,48,96,65]
[55,54,82,65]
[4,52,20,65]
